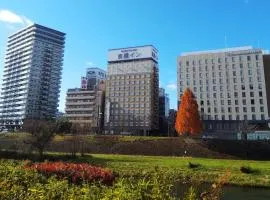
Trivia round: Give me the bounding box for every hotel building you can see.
[105,45,159,135]
[178,46,269,135]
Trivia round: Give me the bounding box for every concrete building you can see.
[81,67,106,90]
[0,24,65,128]
[177,46,269,135]
[105,45,159,135]
[65,82,105,132]
[159,88,169,118]
[158,88,170,135]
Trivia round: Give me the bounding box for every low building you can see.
[65,82,105,132]
[247,131,270,140]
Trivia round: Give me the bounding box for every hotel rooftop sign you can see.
[108,45,158,62]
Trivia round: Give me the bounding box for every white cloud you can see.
[166,83,177,91]
[86,61,94,66]
[0,9,32,26]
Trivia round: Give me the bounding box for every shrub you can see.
[240,166,258,174]
[188,162,201,169]
[25,162,115,185]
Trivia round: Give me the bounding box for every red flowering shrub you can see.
[25,162,115,185]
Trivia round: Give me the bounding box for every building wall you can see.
[0,24,65,127]
[105,46,159,135]
[263,55,270,118]
[65,86,105,130]
[178,47,268,125]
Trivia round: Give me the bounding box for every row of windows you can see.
[110,108,150,114]
[108,91,150,97]
[183,55,260,66]
[108,85,150,91]
[109,74,151,80]
[181,67,261,80]
[202,114,265,121]
[109,122,150,127]
[201,106,265,113]
[180,76,262,87]
[182,62,261,72]
[110,98,150,105]
[200,98,264,106]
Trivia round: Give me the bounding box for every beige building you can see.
[178,46,270,137]
[65,83,105,131]
[105,45,159,135]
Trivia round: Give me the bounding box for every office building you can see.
[81,67,106,90]
[178,46,269,135]
[65,67,106,131]
[65,82,105,131]
[158,88,169,135]
[0,24,65,128]
[105,45,159,135]
[159,88,169,118]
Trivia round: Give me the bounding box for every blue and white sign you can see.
[108,46,158,62]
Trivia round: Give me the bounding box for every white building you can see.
[178,46,269,133]
[105,45,159,135]
[0,24,65,128]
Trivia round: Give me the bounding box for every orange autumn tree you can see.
[175,88,202,136]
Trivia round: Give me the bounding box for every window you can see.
[243,99,246,105]
[259,91,263,97]
[247,56,251,61]
[243,107,247,112]
[233,71,236,76]
[235,100,238,105]
[250,85,253,90]
[242,85,245,90]
[250,92,254,97]
[261,115,265,120]
[234,92,238,98]
[235,107,239,112]
[256,54,259,60]
[228,100,231,105]
[242,92,246,97]
[240,63,243,68]
[260,107,264,112]
[260,99,263,104]
[251,99,255,105]
[252,114,256,120]
[251,107,255,112]
[186,61,189,66]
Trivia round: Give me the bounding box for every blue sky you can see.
[0,0,269,111]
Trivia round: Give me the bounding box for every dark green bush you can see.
[240,166,258,174]
[188,162,201,169]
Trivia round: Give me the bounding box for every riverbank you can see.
[1,152,270,188]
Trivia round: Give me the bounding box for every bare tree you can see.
[68,123,91,157]
[23,119,56,159]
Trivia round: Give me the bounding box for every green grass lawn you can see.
[79,154,270,187]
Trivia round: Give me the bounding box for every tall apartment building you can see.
[105,45,159,135]
[81,67,106,90]
[178,46,269,135]
[0,24,65,128]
